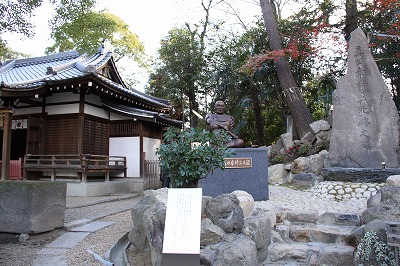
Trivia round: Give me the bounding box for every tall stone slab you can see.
[329,28,399,168]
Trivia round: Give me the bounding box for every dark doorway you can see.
[0,129,27,160]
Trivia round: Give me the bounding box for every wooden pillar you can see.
[78,87,86,154]
[1,108,14,180]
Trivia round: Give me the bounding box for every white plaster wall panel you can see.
[110,112,133,121]
[85,94,102,105]
[84,104,109,119]
[14,107,42,116]
[46,104,79,115]
[45,93,80,104]
[109,137,140,177]
[143,137,161,160]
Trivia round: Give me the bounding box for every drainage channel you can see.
[105,232,131,266]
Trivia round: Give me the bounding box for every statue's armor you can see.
[205,113,235,133]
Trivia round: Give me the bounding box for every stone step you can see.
[265,242,355,265]
[277,210,361,227]
[275,223,357,245]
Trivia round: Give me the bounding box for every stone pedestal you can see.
[0,180,67,234]
[199,148,269,201]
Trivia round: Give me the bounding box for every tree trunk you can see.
[259,0,314,139]
[253,96,266,146]
[344,0,358,38]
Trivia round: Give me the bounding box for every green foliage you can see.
[146,24,206,127]
[268,150,290,165]
[355,230,396,266]
[0,0,43,36]
[46,0,144,64]
[156,127,231,188]
[0,38,27,61]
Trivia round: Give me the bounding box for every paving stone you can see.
[70,221,114,232]
[46,232,90,249]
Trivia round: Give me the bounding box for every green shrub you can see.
[355,230,396,266]
[157,127,232,188]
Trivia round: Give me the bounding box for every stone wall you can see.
[127,189,273,266]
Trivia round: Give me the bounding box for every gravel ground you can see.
[66,211,133,266]
[0,195,141,266]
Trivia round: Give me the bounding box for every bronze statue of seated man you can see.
[205,100,244,148]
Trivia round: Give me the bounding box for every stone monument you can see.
[329,27,399,168]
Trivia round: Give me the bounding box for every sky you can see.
[2,0,300,89]
[3,0,263,57]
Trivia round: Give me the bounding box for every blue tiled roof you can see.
[0,49,170,110]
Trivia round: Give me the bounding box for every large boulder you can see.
[386,175,400,186]
[232,190,255,219]
[200,218,225,246]
[0,180,66,234]
[212,233,258,266]
[280,133,294,151]
[243,209,272,261]
[268,164,288,184]
[205,193,244,233]
[362,186,400,224]
[128,194,166,266]
[310,120,330,134]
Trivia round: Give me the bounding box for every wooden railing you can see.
[24,154,127,182]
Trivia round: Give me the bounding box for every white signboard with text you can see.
[163,188,202,255]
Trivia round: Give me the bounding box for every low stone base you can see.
[0,180,66,234]
[322,167,400,183]
[66,179,135,196]
[199,148,269,201]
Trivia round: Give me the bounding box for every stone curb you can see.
[66,194,140,209]
[63,193,141,231]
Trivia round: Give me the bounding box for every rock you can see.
[280,133,294,151]
[315,130,331,149]
[290,172,319,187]
[386,175,400,186]
[291,157,310,174]
[310,120,330,134]
[289,225,310,242]
[362,219,388,238]
[232,190,255,219]
[244,209,272,261]
[0,181,66,234]
[301,131,316,145]
[143,188,168,205]
[270,139,283,153]
[268,164,288,184]
[380,186,400,203]
[201,218,225,246]
[200,246,215,266]
[128,195,166,266]
[205,193,244,233]
[308,153,325,175]
[319,244,354,265]
[286,210,318,223]
[329,28,399,168]
[317,212,361,226]
[212,233,258,266]
[267,242,318,262]
[362,186,400,224]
